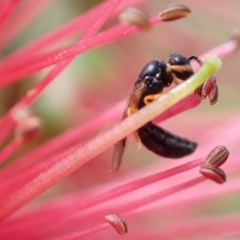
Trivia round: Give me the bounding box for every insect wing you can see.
[111,82,147,172]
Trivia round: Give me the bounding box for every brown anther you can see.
[202,76,215,99]
[208,77,219,105]
[159,3,191,22]
[206,146,229,168]
[199,164,226,184]
[15,116,42,142]
[105,214,128,235]
[189,57,219,105]
[194,85,203,99]
[119,7,150,30]
[195,75,219,105]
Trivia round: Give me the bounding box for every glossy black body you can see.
[136,54,197,158]
[138,122,197,158]
[112,54,198,171]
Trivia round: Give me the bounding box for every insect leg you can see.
[127,106,138,115]
[189,56,219,105]
[143,93,165,105]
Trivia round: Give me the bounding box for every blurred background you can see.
[0,0,240,239]
[0,0,240,227]
[1,0,240,187]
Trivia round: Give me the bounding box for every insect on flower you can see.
[111,54,219,172]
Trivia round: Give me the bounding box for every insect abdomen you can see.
[137,122,197,158]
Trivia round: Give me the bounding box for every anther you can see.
[206,145,229,168]
[159,4,191,22]
[199,164,226,184]
[119,7,150,30]
[105,214,128,235]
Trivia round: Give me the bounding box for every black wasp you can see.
[111,54,218,172]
